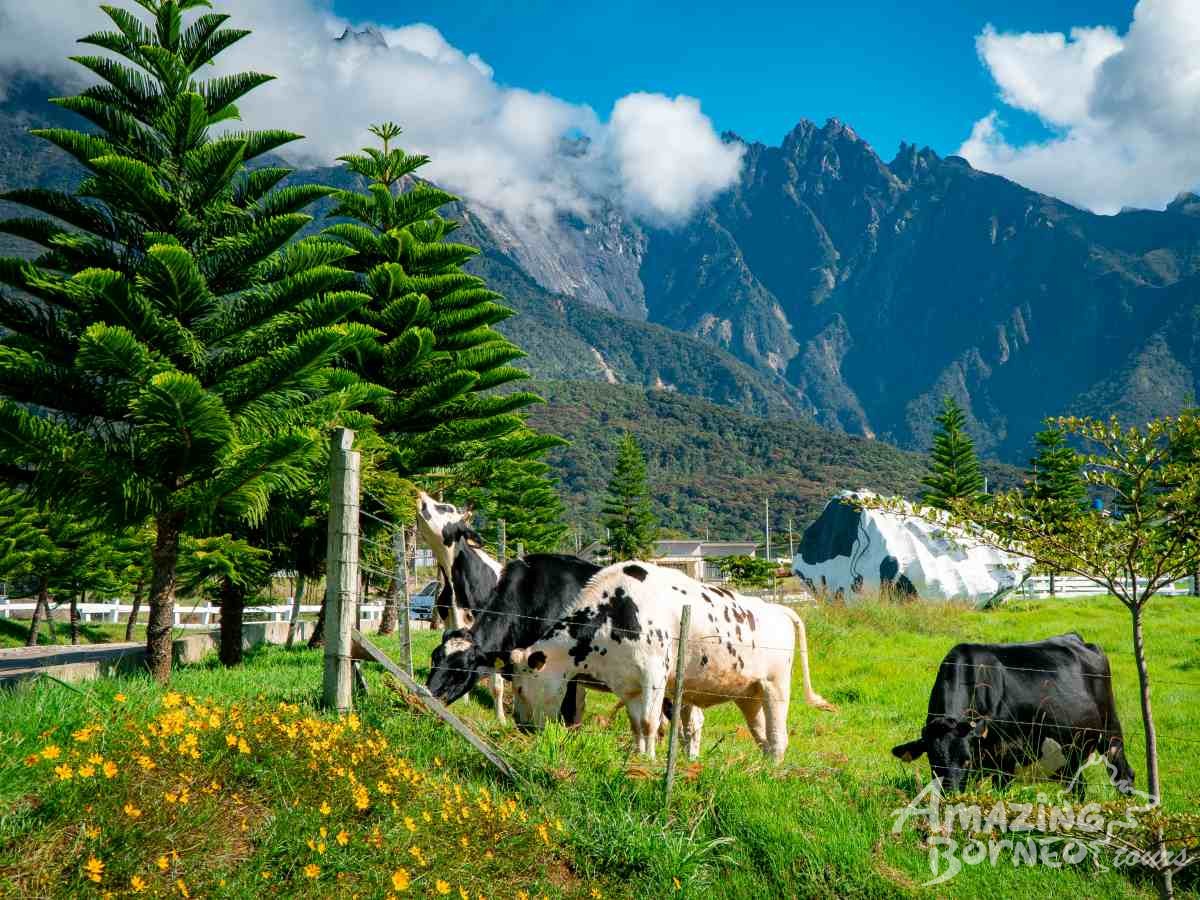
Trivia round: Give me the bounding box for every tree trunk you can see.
[124,578,144,642]
[145,511,185,683]
[1049,571,1056,596]
[218,575,245,667]
[285,573,306,649]
[25,575,49,647]
[1131,602,1174,899]
[307,595,326,648]
[378,574,399,636]
[69,589,81,645]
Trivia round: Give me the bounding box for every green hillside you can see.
[525,381,1022,542]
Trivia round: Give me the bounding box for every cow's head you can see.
[427,629,490,704]
[509,645,570,732]
[892,716,989,793]
[415,491,469,570]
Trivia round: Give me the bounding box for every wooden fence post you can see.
[663,604,691,805]
[394,526,413,677]
[516,542,525,560]
[323,428,360,713]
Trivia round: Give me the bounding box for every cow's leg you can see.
[1104,736,1135,794]
[735,696,768,750]
[490,672,506,726]
[682,704,705,760]
[759,680,790,762]
[626,684,667,760]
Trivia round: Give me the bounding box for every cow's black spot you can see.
[879,555,899,583]
[708,613,716,623]
[726,641,734,655]
[527,650,547,671]
[623,564,649,582]
[736,625,743,642]
[896,574,917,596]
[800,498,862,565]
[700,654,708,666]
[723,608,731,622]
[702,594,714,605]
[746,611,756,630]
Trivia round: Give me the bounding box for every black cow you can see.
[428,539,598,725]
[892,633,1134,797]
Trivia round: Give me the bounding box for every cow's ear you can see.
[892,739,926,762]
[509,648,528,667]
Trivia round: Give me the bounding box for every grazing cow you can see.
[428,549,601,727]
[508,562,835,762]
[891,633,1135,797]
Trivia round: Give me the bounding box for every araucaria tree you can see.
[922,396,985,509]
[602,432,657,560]
[1026,426,1087,594]
[0,0,377,680]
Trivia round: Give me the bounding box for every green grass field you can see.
[1,595,1197,898]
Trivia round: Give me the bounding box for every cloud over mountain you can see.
[960,0,1200,214]
[0,0,741,226]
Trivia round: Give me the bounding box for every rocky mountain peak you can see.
[334,26,389,49]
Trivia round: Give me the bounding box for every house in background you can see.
[580,540,759,583]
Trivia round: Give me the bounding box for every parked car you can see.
[409,581,439,621]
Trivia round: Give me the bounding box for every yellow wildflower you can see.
[130,874,147,893]
[102,760,118,778]
[336,830,349,846]
[41,745,61,760]
[304,863,320,879]
[460,889,470,900]
[78,764,96,778]
[176,878,189,897]
[435,881,451,895]
[54,764,73,781]
[163,692,182,708]
[319,801,331,816]
[260,871,272,880]
[156,855,170,872]
[225,734,238,748]
[114,693,127,703]
[124,803,142,819]
[404,816,417,832]
[73,726,95,743]
[83,857,104,883]
[391,869,410,891]
[237,737,250,754]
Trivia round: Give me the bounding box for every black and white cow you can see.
[428,549,601,727]
[891,633,1135,797]
[508,561,835,762]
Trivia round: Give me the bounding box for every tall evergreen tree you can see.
[461,456,570,555]
[325,123,560,473]
[1025,426,1087,596]
[921,397,985,510]
[0,1,379,679]
[601,432,657,560]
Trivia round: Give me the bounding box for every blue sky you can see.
[336,0,1132,159]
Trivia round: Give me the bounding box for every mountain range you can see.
[3,75,1198,469]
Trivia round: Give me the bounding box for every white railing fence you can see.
[1018,575,1195,600]
[0,599,387,629]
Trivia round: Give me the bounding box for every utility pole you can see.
[788,517,795,563]
[764,496,771,562]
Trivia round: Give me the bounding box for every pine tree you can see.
[601,433,657,561]
[1026,426,1087,596]
[921,397,985,510]
[0,1,378,680]
[461,456,570,555]
[325,123,561,473]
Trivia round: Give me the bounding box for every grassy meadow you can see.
[1,595,1197,898]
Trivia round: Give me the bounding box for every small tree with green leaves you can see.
[1026,426,1087,594]
[922,396,985,509]
[705,554,775,588]
[601,432,657,561]
[0,1,379,680]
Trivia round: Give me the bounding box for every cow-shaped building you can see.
[792,491,1030,607]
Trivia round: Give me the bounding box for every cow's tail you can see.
[780,606,837,712]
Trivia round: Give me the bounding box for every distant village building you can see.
[580,539,758,583]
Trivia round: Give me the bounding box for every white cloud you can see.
[0,0,740,226]
[960,0,1200,213]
